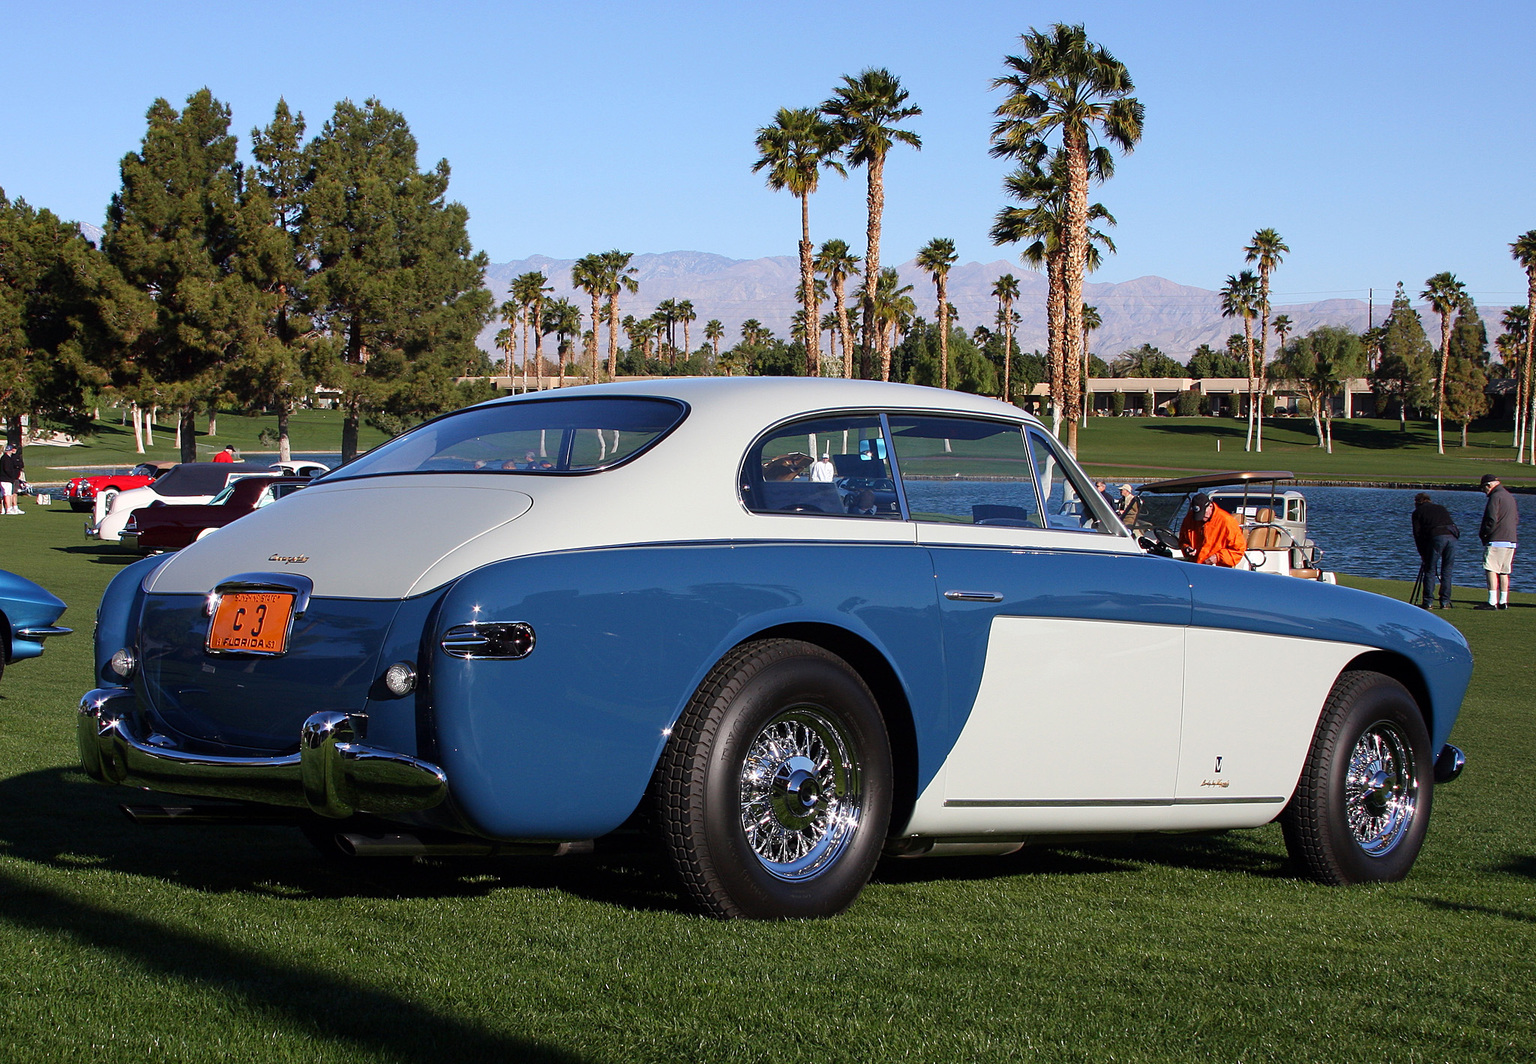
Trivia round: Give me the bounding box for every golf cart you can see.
[1123,470,1333,581]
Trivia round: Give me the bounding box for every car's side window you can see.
[742,415,899,518]
[885,416,1044,527]
[1026,430,1116,533]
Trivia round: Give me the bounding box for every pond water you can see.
[1300,485,1536,592]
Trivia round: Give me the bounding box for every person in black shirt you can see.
[0,443,23,516]
[1410,492,1458,609]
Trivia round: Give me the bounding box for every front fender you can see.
[427,542,942,840]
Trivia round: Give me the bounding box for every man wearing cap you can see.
[1179,492,1247,567]
[1476,473,1518,609]
[0,442,24,516]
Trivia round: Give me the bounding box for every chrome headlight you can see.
[108,648,137,682]
[382,661,417,696]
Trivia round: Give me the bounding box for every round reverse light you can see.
[383,661,417,697]
[108,648,137,682]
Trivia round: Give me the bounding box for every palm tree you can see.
[815,238,861,378]
[740,319,769,347]
[600,250,640,379]
[992,273,1020,402]
[1510,231,1536,463]
[1080,303,1101,425]
[822,69,922,381]
[652,298,678,365]
[1245,229,1288,448]
[495,298,519,379]
[754,107,845,378]
[676,299,697,363]
[1501,305,1529,455]
[571,254,608,381]
[991,151,1114,439]
[992,23,1143,451]
[541,297,581,387]
[1220,270,1262,450]
[862,267,914,367]
[704,319,724,366]
[1421,271,1468,455]
[916,239,959,389]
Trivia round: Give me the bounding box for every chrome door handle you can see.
[944,590,1004,602]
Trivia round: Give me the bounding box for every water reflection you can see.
[1304,486,1536,591]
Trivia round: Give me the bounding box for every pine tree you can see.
[302,98,491,461]
[105,90,261,461]
[1370,283,1434,429]
[0,190,149,448]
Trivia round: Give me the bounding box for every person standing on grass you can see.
[0,443,24,516]
[1476,474,1518,610]
[1411,492,1458,610]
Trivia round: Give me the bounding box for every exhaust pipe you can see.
[334,832,595,858]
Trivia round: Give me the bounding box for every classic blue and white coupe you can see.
[79,379,1470,918]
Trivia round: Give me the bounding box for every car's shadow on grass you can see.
[873,828,1293,886]
[49,544,139,566]
[0,765,692,913]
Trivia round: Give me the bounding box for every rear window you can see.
[324,397,686,480]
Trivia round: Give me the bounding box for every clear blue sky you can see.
[5,0,1533,308]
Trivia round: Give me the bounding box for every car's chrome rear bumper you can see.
[78,688,448,818]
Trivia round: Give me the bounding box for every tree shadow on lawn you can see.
[0,865,593,1063]
[1140,420,1427,451]
[873,828,1293,887]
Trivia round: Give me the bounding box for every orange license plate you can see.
[207,591,295,655]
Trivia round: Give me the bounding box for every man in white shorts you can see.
[0,442,23,516]
[1476,473,1518,609]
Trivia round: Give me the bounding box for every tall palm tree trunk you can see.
[1244,320,1257,452]
[937,275,949,390]
[834,279,854,379]
[1060,130,1089,454]
[798,193,820,377]
[1046,254,1064,438]
[863,156,886,380]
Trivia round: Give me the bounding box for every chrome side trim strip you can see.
[944,795,1285,808]
[78,691,446,818]
[16,625,71,639]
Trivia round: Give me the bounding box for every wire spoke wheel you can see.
[1282,670,1433,885]
[1343,721,1418,857]
[738,707,862,881]
[657,639,891,919]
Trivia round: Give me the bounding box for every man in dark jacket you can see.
[1476,473,1519,609]
[1411,493,1457,609]
[0,442,23,516]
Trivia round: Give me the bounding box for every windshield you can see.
[324,397,687,481]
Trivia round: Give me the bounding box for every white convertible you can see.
[80,379,1470,918]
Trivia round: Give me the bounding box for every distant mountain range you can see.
[480,252,1507,365]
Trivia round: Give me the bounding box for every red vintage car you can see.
[120,476,310,553]
[65,461,178,512]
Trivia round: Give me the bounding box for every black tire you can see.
[656,639,892,919]
[1281,670,1433,885]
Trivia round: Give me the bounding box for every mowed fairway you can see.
[1,491,1533,1062]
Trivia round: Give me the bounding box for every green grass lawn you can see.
[1076,415,1536,488]
[23,409,392,482]
[1,502,1532,1061]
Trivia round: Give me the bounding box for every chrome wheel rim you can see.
[738,706,862,881]
[1345,721,1418,856]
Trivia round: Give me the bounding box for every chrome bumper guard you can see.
[78,689,448,819]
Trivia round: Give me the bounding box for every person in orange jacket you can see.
[1179,492,1247,567]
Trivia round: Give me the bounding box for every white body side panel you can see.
[904,623,1368,838]
[941,617,1184,803]
[1175,628,1367,802]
